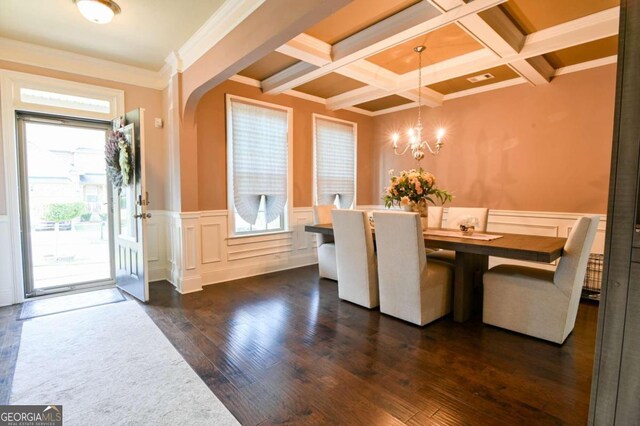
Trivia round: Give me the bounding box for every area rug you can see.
[19,288,125,320]
[10,301,239,426]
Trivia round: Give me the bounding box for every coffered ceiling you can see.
[234,0,621,116]
[0,0,620,114]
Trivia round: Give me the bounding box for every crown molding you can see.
[161,51,183,82]
[443,76,528,100]
[554,55,617,76]
[0,37,166,90]
[178,0,266,72]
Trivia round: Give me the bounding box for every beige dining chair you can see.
[332,209,379,308]
[373,211,453,326]
[428,207,490,265]
[483,215,599,344]
[313,204,337,280]
[428,206,444,229]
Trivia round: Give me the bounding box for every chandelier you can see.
[391,46,446,162]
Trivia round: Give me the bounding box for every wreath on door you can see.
[105,128,133,193]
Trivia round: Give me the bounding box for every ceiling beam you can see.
[327,7,619,109]
[327,49,497,110]
[435,0,554,85]
[399,87,443,108]
[328,59,399,91]
[262,0,506,94]
[511,57,555,84]
[276,33,331,67]
[276,34,400,92]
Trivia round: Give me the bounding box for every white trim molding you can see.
[0,70,125,306]
[147,208,318,295]
[178,0,266,72]
[0,37,167,90]
[144,206,607,300]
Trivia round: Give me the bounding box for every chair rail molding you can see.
[144,206,607,299]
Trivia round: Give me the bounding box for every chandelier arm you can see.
[421,139,442,155]
[393,143,413,156]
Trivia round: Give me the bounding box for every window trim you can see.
[312,113,358,208]
[226,94,293,238]
[7,71,123,121]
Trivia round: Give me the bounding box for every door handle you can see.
[133,213,152,219]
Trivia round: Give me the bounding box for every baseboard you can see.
[177,275,203,294]
[148,266,171,283]
[201,253,318,287]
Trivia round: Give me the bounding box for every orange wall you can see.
[373,64,616,214]
[0,60,167,211]
[194,80,375,210]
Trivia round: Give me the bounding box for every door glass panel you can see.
[22,121,112,290]
[117,123,137,241]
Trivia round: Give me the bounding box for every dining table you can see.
[305,223,567,323]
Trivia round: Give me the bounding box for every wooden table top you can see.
[304,224,567,263]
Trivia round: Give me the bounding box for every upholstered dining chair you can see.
[483,215,599,344]
[428,207,490,264]
[373,211,453,326]
[313,204,337,280]
[332,210,379,308]
[428,206,444,229]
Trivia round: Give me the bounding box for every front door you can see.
[111,109,149,302]
[17,113,115,296]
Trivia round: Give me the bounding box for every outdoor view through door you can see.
[18,115,113,295]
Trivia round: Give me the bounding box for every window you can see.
[313,115,356,208]
[226,95,292,236]
[20,88,111,114]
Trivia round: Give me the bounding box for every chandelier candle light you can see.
[391,46,446,161]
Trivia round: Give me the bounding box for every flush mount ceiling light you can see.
[76,0,121,24]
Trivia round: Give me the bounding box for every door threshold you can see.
[26,282,116,301]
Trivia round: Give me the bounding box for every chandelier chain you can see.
[417,47,422,132]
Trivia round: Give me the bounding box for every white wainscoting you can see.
[484,210,606,270]
[146,211,171,283]
[0,208,606,306]
[0,216,14,306]
[147,207,606,294]
[148,208,318,294]
[358,206,607,271]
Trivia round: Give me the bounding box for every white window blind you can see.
[315,117,355,208]
[230,99,289,226]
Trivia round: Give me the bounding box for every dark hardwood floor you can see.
[0,265,598,425]
[141,266,598,425]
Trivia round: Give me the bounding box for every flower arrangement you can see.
[105,128,132,193]
[383,168,453,210]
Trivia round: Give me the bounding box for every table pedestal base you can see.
[453,252,489,322]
